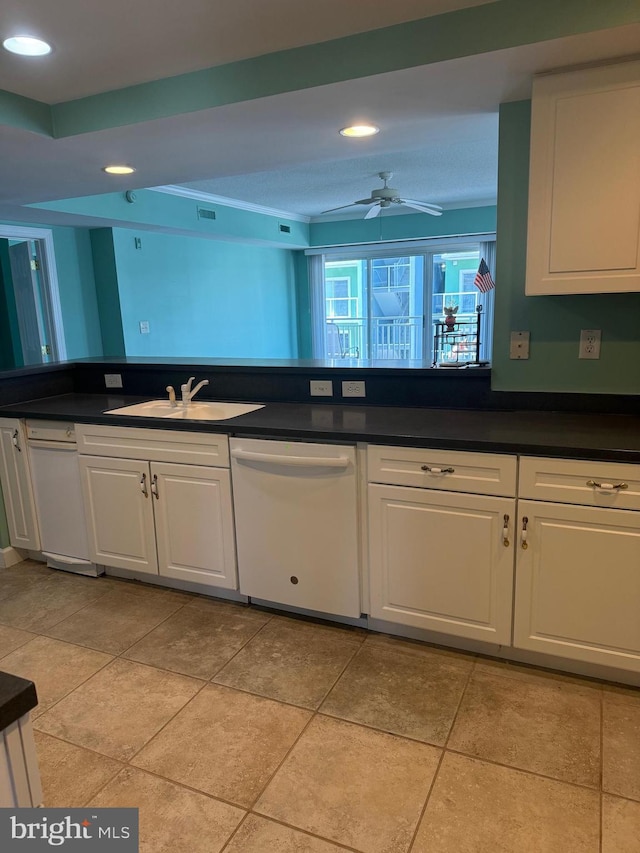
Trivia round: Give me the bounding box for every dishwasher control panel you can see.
[26,420,76,443]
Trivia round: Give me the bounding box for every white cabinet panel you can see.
[514,500,640,672]
[152,462,237,589]
[369,483,515,644]
[79,455,158,575]
[0,419,39,550]
[526,60,640,294]
[367,444,516,496]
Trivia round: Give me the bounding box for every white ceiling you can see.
[1,1,639,222]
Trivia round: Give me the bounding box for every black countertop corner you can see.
[0,670,38,730]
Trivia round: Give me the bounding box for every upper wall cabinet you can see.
[526,60,640,295]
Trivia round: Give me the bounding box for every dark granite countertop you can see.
[2,393,640,462]
[0,670,38,730]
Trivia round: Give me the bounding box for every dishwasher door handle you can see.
[231,448,350,469]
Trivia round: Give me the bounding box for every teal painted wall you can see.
[51,227,102,358]
[110,229,298,359]
[310,207,496,247]
[89,229,126,356]
[33,190,309,249]
[0,221,102,361]
[493,101,640,394]
[0,240,23,368]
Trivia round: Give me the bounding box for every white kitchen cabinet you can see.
[76,425,237,590]
[79,455,158,575]
[367,445,516,644]
[0,418,39,551]
[526,59,640,295]
[514,457,640,673]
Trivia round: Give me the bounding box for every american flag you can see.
[474,258,495,293]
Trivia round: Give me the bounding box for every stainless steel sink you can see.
[105,400,264,420]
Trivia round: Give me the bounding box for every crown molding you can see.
[150,185,310,223]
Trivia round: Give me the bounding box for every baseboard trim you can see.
[0,546,25,568]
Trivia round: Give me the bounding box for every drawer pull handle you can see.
[12,429,21,452]
[421,465,455,474]
[521,516,528,550]
[140,473,148,497]
[502,514,510,547]
[151,474,159,499]
[586,480,628,491]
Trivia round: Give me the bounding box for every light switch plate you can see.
[510,331,530,359]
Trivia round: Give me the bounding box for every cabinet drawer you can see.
[367,445,516,497]
[519,456,640,510]
[75,424,229,467]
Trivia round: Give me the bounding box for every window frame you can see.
[308,235,495,363]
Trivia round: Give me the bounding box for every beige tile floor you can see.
[1,560,639,852]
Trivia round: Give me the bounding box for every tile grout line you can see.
[406,653,478,853]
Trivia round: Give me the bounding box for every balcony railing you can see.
[325,316,423,359]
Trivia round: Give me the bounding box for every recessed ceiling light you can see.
[102,165,136,175]
[339,125,379,138]
[3,36,52,56]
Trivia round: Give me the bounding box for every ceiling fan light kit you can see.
[322,172,442,218]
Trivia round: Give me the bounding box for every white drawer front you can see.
[519,456,640,510]
[367,445,517,497]
[75,424,229,467]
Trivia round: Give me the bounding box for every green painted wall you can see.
[310,207,496,247]
[0,221,103,361]
[33,190,309,249]
[51,227,103,359]
[0,240,23,368]
[493,100,640,394]
[89,229,125,356]
[109,229,298,359]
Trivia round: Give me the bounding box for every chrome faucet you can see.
[181,376,209,406]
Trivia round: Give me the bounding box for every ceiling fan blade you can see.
[402,199,443,211]
[364,204,381,219]
[354,197,376,205]
[321,203,360,214]
[401,201,442,216]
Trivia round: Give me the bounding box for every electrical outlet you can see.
[104,373,123,388]
[139,320,150,334]
[579,329,601,359]
[509,331,530,359]
[342,380,366,398]
[310,380,333,397]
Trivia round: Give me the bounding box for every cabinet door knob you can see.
[151,474,159,499]
[521,515,529,550]
[140,473,148,497]
[12,429,21,452]
[586,479,628,491]
[421,465,455,474]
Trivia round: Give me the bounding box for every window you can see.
[310,239,495,364]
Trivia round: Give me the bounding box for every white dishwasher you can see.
[230,437,360,617]
[26,420,101,576]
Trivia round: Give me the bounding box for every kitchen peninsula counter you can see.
[2,392,640,464]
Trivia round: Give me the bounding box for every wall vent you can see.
[279,223,291,233]
[197,207,217,221]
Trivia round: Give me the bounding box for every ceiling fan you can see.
[322,171,443,219]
